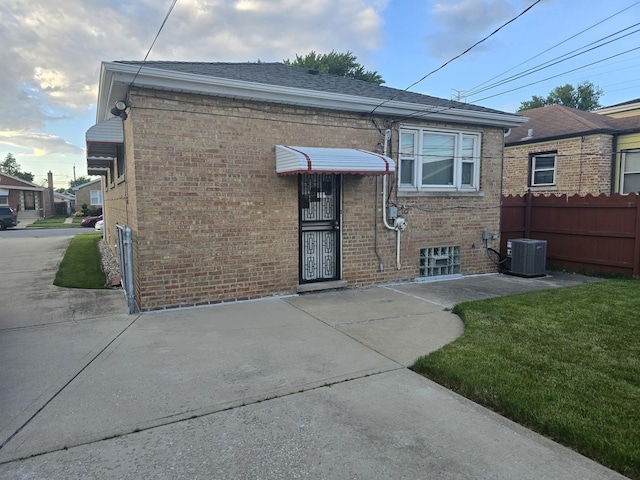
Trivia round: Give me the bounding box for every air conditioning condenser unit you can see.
[508,239,547,277]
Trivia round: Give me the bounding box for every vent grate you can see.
[420,246,461,277]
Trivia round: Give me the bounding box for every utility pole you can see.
[73,164,76,182]
[451,89,467,103]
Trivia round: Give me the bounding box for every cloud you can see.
[424,0,519,60]
[1,0,388,135]
[0,131,84,156]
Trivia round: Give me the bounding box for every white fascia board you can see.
[97,62,527,128]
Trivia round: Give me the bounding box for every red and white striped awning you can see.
[275,145,395,175]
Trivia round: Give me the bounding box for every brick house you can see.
[0,172,45,221]
[503,104,640,196]
[72,178,103,214]
[87,61,525,311]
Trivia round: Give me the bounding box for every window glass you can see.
[535,156,555,169]
[624,151,640,172]
[422,133,454,186]
[398,127,480,192]
[399,131,416,186]
[622,151,640,194]
[534,170,554,185]
[623,174,640,194]
[461,136,475,159]
[400,132,415,155]
[531,154,556,186]
[90,189,102,205]
[461,162,474,187]
[400,159,415,185]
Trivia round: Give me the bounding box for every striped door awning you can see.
[276,145,395,175]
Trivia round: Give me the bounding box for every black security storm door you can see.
[299,174,341,283]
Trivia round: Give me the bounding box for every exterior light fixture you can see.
[110,100,129,120]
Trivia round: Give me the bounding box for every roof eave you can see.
[98,62,527,128]
[505,129,616,147]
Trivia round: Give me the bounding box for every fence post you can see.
[634,194,640,277]
[524,191,532,238]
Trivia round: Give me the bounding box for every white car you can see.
[94,219,104,231]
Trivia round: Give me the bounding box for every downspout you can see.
[381,129,403,270]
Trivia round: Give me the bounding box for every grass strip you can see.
[413,280,640,479]
[27,215,81,228]
[54,233,108,289]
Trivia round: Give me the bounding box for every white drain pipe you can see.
[381,129,403,270]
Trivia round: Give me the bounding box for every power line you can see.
[464,23,640,98]
[464,0,640,96]
[130,0,179,87]
[369,0,542,115]
[470,45,640,105]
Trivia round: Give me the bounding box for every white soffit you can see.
[276,146,395,176]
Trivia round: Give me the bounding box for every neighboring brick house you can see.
[0,172,45,219]
[72,178,103,214]
[87,61,525,311]
[503,104,640,196]
[53,191,75,215]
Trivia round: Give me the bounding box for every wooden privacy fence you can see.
[501,193,640,277]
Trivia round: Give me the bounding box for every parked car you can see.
[81,215,102,227]
[0,206,18,230]
[94,219,104,231]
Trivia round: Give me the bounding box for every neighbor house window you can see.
[399,127,481,192]
[90,189,102,206]
[621,150,640,194]
[529,153,556,186]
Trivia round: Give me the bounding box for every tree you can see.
[70,176,93,188]
[0,153,34,182]
[518,81,603,111]
[283,50,384,85]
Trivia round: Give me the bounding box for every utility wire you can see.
[396,44,640,124]
[465,23,640,98]
[369,0,542,115]
[471,45,640,105]
[464,0,640,95]
[130,0,179,87]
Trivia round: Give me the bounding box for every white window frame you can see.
[90,189,103,206]
[530,153,556,187]
[0,196,8,206]
[398,126,481,192]
[620,149,640,195]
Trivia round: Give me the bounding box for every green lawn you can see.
[53,232,108,289]
[413,280,640,479]
[27,215,82,228]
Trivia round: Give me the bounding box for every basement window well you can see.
[420,246,461,277]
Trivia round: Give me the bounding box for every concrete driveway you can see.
[0,232,624,479]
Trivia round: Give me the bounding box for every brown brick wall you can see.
[104,88,505,310]
[503,134,613,196]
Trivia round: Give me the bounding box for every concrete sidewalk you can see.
[0,233,624,479]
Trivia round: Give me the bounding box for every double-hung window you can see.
[620,149,640,194]
[529,153,556,187]
[90,189,103,206]
[399,127,481,192]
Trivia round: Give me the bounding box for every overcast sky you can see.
[2,0,639,186]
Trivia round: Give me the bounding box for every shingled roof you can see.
[506,104,640,145]
[114,61,507,116]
